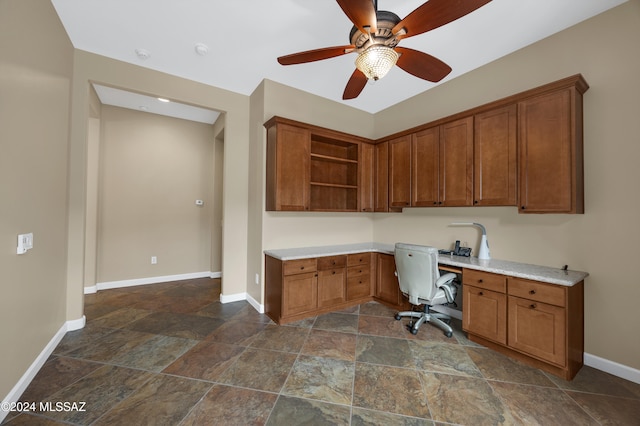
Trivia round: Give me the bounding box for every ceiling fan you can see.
[278,0,492,100]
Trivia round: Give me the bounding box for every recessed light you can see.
[135,48,151,60]
[157,98,170,103]
[195,43,209,56]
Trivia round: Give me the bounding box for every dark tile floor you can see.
[4,277,640,425]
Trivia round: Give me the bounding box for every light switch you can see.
[17,233,33,254]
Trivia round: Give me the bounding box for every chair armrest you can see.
[436,272,456,287]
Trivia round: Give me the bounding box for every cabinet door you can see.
[412,127,440,206]
[440,117,474,206]
[388,136,412,209]
[282,272,317,316]
[474,105,517,206]
[518,88,582,213]
[463,284,507,345]
[347,265,371,300]
[374,142,389,212]
[266,123,310,211]
[359,142,375,212]
[375,254,402,308]
[317,269,346,308]
[508,296,566,366]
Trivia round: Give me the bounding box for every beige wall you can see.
[0,0,73,399]
[96,106,214,282]
[371,1,640,369]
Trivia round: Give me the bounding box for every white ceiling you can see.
[53,0,626,119]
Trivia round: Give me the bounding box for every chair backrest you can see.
[394,243,441,305]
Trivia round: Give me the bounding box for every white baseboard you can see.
[86,271,216,294]
[246,293,265,314]
[584,352,640,384]
[1,316,86,423]
[220,291,246,304]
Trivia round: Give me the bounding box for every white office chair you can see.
[394,243,458,337]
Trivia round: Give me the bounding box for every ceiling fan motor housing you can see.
[349,10,402,53]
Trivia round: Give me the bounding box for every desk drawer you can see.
[283,258,317,276]
[347,272,371,300]
[508,278,566,307]
[348,252,371,267]
[463,269,506,293]
[317,255,346,270]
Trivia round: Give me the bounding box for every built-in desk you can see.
[264,243,587,380]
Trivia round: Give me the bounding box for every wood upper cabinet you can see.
[518,78,587,213]
[265,117,374,212]
[439,116,474,206]
[374,142,389,212]
[359,142,375,212]
[266,122,310,211]
[474,105,517,206]
[388,136,412,210]
[412,127,440,207]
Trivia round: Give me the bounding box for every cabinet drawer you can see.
[317,255,346,270]
[347,264,369,278]
[283,258,317,275]
[347,273,371,300]
[463,269,506,293]
[508,278,566,307]
[348,252,371,266]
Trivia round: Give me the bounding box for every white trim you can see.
[246,293,265,313]
[220,291,247,304]
[84,285,97,294]
[210,271,221,279]
[0,317,85,423]
[584,352,640,384]
[93,271,212,292]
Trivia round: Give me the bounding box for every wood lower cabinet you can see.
[462,268,584,380]
[462,270,507,345]
[265,252,373,324]
[317,255,346,308]
[374,253,403,309]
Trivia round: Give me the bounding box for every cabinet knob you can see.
[529,289,536,295]
[479,291,484,296]
[478,279,484,283]
[405,202,409,205]
[433,201,437,205]
[530,303,537,309]
[521,206,526,210]
[332,271,336,275]
[438,201,443,205]
[474,200,478,204]
[300,266,305,270]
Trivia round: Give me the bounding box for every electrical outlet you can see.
[463,241,468,247]
[151,256,157,264]
[255,273,260,285]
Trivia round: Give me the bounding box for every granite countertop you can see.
[264,243,588,287]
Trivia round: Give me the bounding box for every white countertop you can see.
[264,243,588,287]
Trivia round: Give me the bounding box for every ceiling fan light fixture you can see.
[355,45,399,81]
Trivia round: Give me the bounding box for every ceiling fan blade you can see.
[343,69,368,100]
[395,47,452,82]
[336,0,377,34]
[393,0,492,39]
[278,45,355,65]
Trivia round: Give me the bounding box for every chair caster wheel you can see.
[410,328,418,335]
[394,314,401,320]
[445,331,453,338]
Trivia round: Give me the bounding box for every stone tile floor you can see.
[3,277,639,425]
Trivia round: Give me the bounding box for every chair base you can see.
[395,307,453,338]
